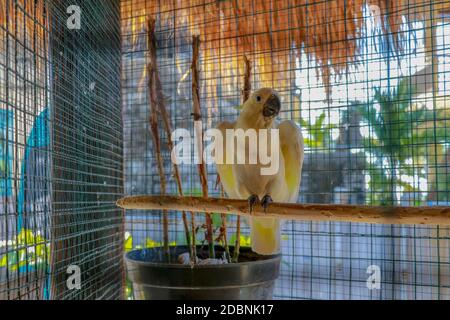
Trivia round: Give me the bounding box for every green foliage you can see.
[0,229,49,271]
[123,232,177,252]
[299,112,335,148]
[360,80,421,204]
[125,279,134,300]
[229,234,251,247]
[359,78,450,204]
[364,81,426,160]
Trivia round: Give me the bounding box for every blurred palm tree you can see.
[359,78,450,205]
[416,98,450,203]
[360,80,418,205]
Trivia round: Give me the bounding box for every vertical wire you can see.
[4,0,11,300]
[22,0,31,299]
[31,0,39,299]
[304,0,314,301]
[343,0,352,300]
[287,0,295,299]
[427,0,441,300]
[44,0,52,299]
[406,0,416,300]
[324,0,331,300]
[13,0,21,299]
[432,3,441,301]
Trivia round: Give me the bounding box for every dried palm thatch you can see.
[122,0,449,101]
[0,0,48,109]
[0,0,47,54]
[1,0,48,184]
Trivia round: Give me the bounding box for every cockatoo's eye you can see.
[256,96,261,102]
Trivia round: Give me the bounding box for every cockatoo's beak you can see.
[263,94,280,118]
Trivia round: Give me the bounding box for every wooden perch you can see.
[117,195,450,226]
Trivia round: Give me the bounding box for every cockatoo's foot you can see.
[261,195,273,213]
[247,195,260,214]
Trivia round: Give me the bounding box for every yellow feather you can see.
[278,120,304,202]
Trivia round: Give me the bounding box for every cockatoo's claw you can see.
[247,195,260,214]
[261,195,273,213]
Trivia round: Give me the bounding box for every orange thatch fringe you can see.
[1,0,46,32]
[122,0,430,99]
[1,0,47,75]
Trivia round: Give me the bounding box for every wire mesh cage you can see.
[0,0,123,300]
[0,0,449,300]
[121,0,450,300]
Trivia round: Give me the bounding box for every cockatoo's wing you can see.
[278,120,304,202]
[249,121,304,255]
[215,121,239,199]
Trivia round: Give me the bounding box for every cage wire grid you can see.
[121,0,450,300]
[1,0,123,300]
[0,0,449,301]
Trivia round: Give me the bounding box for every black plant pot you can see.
[125,246,281,300]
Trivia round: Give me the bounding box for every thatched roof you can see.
[3,0,449,100]
[0,0,47,79]
[0,0,46,39]
[122,0,449,100]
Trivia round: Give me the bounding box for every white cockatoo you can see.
[214,88,304,255]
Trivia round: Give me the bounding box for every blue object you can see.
[17,108,50,231]
[0,110,14,197]
[17,108,51,299]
